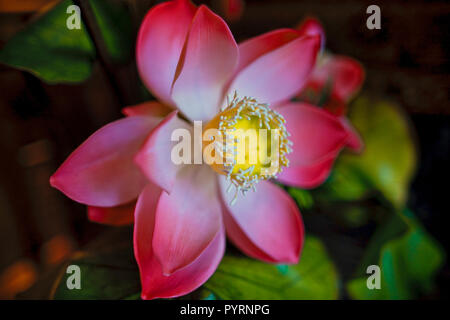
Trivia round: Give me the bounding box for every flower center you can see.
[203,93,292,204]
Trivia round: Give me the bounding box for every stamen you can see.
[204,92,292,205]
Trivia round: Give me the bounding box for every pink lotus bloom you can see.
[50,0,360,299]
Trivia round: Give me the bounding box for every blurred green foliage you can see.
[0,0,133,83]
[52,241,140,299]
[287,188,314,210]
[347,210,444,299]
[317,97,417,208]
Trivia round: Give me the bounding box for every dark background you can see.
[0,0,448,299]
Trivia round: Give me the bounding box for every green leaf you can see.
[317,97,417,207]
[204,236,339,299]
[52,228,141,300]
[347,210,444,299]
[0,0,133,83]
[287,187,314,209]
[325,201,373,228]
[315,160,369,202]
[52,242,141,300]
[90,0,133,63]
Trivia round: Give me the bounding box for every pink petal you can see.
[340,116,364,152]
[133,184,163,287]
[136,0,196,106]
[87,201,136,226]
[219,177,304,264]
[134,111,192,193]
[122,101,172,118]
[277,157,335,188]
[134,183,225,300]
[50,116,160,207]
[308,55,365,102]
[235,28,299,76]
[296,17,326,50]
[277,102,349,166]
[171,5,239,121]
[228,34,320,106]
[152,165,222,275]
[221,210,275,262]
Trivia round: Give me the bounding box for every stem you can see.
[73,0,125,107]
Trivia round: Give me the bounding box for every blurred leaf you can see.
[90,0,133,63]
[204,236,339,299]
[331,203,371,228]
[0,0,133,83]
[52,242,141,300]
[347,210,444,299]
[287,187,314,209]
[317,97,417,207]
[315,160,369,202]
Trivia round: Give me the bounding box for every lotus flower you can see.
[50,0,361,299]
